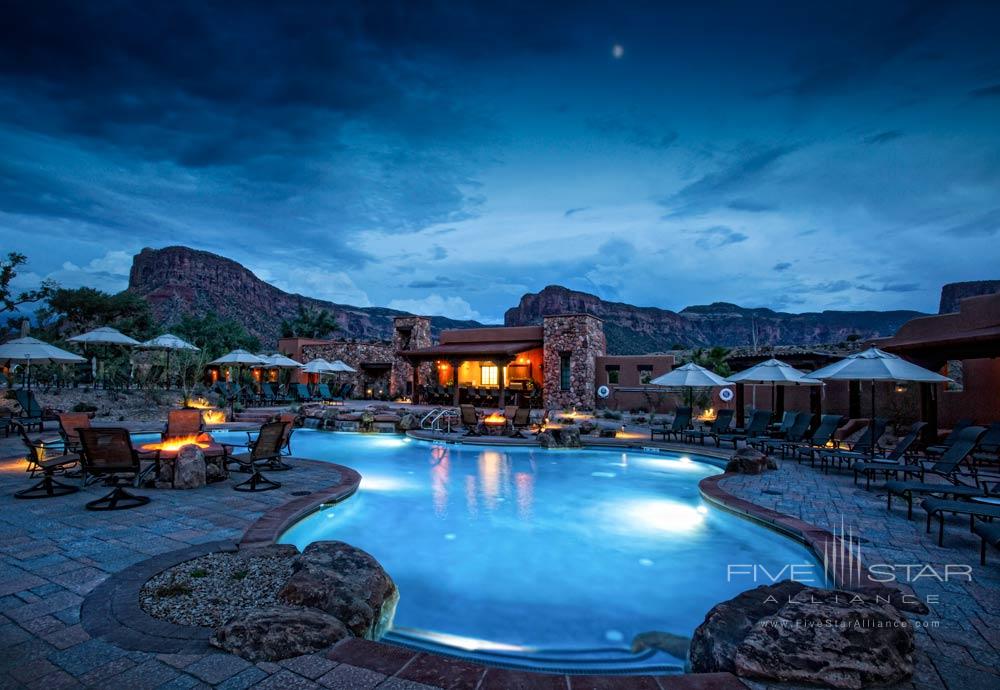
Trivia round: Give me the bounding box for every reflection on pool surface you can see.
[175,430,820,672]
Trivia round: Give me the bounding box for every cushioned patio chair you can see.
[716,409,771,449]
[884,426,988,519]
[77,428,155,510]
[683,409,734,445]
[294,383,314,402]
[259,382,277,405]
[922,496,1000,546]
[651,407,692,441]
[818,417,888,473]
[970,422,1000,467]
[851,421,926,489]
[459,404,482,436]
[974,520,1000,565]
[13,423,80,500]
[340,383,354,400]
[57,412,92,455]
[315,383,334,402]
[13,390,46,432]
[789,415,845,464]
[246,413,296,463]
[162,409,203,440]
[223,420,287,492]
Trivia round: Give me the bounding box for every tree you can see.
[39,288,157,341]
[280,304,339,339]
[688,346,732,376]
[173,312,260,360]
[1,252,58,328]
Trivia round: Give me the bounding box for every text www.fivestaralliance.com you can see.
[756,619,939,629]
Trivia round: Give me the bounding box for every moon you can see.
[612,44,624,59]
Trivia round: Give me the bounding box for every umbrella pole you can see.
[870,382,877,459]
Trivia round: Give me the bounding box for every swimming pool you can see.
[250,431,821,673]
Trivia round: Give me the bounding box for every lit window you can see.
[481,365,498,386]
[560,353,571,390]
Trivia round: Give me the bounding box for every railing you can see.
[420,407,460,432]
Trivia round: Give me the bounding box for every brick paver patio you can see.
[0,423,997,689]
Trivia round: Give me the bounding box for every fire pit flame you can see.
[142,433,214,453]
[483,412,507,425]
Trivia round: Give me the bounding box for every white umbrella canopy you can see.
[808,347,951,383]
[68,326,141,346]
[328,359,356,373]
[258,353,303,369]
[302,358,337,374]
[650,362,732,388]
[728,358,822,385]
[0,336,88,365]
[141,334,199,351]
[209,349,268,366]
[809,347,950,458]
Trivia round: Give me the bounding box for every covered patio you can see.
[397,326,544,407]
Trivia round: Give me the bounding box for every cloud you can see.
[863,130,904,145]
[266,267,371,306]
[586,116,678,150]
[406,276,465,289]
[61,250,133,279]
[944,208,1000,237]
[662,145,798,217]
[387,294,488,321]
[728,199,776,212]
[692,226,749,250]
[808,280,853,293]
[857,282,921,293]
[773,262,792,271]
[430,246,448,260]
[564,206,589,217]
[969,84,1000,99]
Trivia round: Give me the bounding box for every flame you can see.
[185,398,214,409]
[202,409,226,425]
[483,413,507,425]
[698,408,716,422]
[142,433,214,453]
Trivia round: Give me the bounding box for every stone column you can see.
[391,316,432,400]
[542,314,607,411]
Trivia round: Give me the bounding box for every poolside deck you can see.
[0,425,997,689]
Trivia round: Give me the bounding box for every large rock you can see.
[726,447,769,474]
[210,605,349,661]
[691,582,915,689]
[690,580,805,673]
[734,588,915,688]
[278,541,398,639]
[154,444,207,489]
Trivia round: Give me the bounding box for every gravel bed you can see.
[140,549,295,628]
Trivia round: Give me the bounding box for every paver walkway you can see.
[0,425,996,689]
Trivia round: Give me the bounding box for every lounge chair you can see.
[295,383,314,402]
[57,412,92,454]
[973,520,1000,565]
[924,419,973,458]
[851,422,926,489]
[884,426,988,519]
[716,409,771,449]
[163,409,203,440]
[13,423,80,499]
[770,410,799,438]
[1,409,14,438]
[818,417,888,473]
[970,422,1000,467]
[13,390,46,432]
[683,409,734,445]
[316,383,334,402]
[259,382,277,405]
[751,412,811,456]
[246,413,296,463]
[651,407,692,441]
[223,420,287,492]
[789,415,844,464]
[459,404,482,436]
[922,497,1000,546]
[77,428,155,510]
[340,383,354,400]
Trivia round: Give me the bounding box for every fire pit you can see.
[141,433,224,459]
[482,412,508,435]
[183,398,228,425]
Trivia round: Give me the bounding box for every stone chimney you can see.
[391,316,432,398]
[542,314,607,410]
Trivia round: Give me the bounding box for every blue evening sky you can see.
[2,1,999,322]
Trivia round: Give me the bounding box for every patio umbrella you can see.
[140,334,200,388]
[256,353,303,386]
[69,326,141,384]
[328,359,356,373]
[209,349,267,384]
[649,362,732,410]
[302,358,337,375]
[727,358,822,413]
[809,347,951,458]
[0,336,87,389]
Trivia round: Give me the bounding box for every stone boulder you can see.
[726,447,769,474]
[537,426,582,449]
[691,582,915,689]
[210,605,350,661]
[278,541,398,639]
[690,580,805,673]
[154,444,207,489]
[630,631,691,660]
[398,413,417,431]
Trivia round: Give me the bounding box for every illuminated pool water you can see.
[141,430,821,672]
